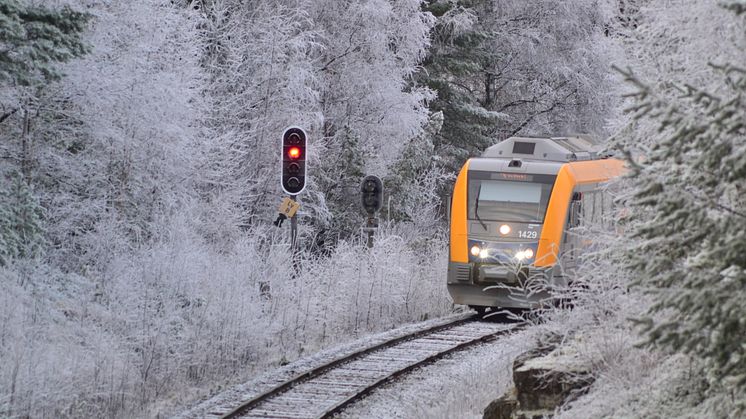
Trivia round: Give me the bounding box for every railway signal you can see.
[281,127,307,195]
[360,175,383,215]
[360,175,383,248]
[277,126,308,261]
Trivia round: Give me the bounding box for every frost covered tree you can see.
[0,0,89,267]
[418,0,503,172]
[420,0,620,172]
[384,111,451,231]
[198,0,434,241]
[22,0,206,271]
[616,3,746,408]
[483,0,618,139]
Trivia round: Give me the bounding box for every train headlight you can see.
[499,224,511,235]
[470,245,481,257]
[515,249,534,261]
[479,248,490,259]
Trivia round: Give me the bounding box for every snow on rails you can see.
[174,314,523,419]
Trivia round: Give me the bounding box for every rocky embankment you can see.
[484,344,592,419]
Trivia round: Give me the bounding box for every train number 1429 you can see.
[518,230,537,239]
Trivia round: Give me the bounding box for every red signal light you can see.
[281,126,307,195]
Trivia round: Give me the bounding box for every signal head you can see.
[281,127,308,195]
[360,175,383,215]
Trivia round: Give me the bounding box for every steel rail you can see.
[220,316,479,418]
[318,323,522,418]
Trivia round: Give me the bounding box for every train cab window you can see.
[467,172,555,223]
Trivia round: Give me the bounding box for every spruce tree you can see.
[617,3,746,397]
[418,0,503,172]
[0,174,45,265]
[0,0,90,86]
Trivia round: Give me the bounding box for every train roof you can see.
[481,136,603,162]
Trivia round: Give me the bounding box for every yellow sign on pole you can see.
[278,197,300,218]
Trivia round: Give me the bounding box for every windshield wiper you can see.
[474,186,488,230]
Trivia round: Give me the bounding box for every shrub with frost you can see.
[612,2,746,413]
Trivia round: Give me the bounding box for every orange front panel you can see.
[535,166,574,267]
[449,160,471,263]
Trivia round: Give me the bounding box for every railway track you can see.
[179,315,522,419]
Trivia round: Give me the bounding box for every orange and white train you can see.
[447,136,625,312]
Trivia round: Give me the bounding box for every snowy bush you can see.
[614,66,746,412]
[600,2,746,414]
[533,2,746,418]
[0,210,452,417]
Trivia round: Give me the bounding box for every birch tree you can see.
[199,0,435,241]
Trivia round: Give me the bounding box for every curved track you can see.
[211,316,520,419]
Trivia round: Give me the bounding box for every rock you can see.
[483,345,593,419]
[483,388,518,419]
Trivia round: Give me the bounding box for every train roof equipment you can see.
[481,135,604,162]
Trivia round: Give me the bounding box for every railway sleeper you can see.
[241,409,315,419]
[288,382,359,394]
[324,368,386,380]
[305,378,367,388]
[377,348,439,358]
[424,333,484,341]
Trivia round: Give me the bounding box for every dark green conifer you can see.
[0,174,45,265]
[0,0,90,86]
[418,0,502,172]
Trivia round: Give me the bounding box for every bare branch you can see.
[0,107,19,124]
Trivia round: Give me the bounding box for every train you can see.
[447,136,625,312]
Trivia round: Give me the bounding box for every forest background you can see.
[0,0,744,417]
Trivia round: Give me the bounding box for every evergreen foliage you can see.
[419,0,618,174]
[0,0,90,86]
[418,0,502,172]
[0,173,45,265]
[384,111,450,229]
[617,9,746,396]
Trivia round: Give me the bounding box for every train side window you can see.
[594,191,602,225]
[582,191,595,225]
[569,192,582,228]
[598,191,606,227]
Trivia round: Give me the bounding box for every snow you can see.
[174,312,474,419]
[2,0,744,417]
[337,327,533,419]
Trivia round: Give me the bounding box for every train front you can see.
[447,158,561,309]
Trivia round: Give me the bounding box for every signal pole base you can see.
[363,217,378,248]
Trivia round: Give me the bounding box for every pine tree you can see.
[0,0,90,87]
[616,4,746,397]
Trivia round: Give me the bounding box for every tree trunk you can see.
[21,106,31,178]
